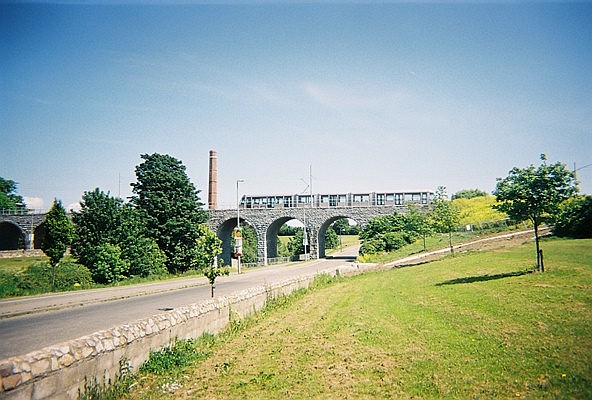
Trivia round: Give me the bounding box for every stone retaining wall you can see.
[0,262,372,399]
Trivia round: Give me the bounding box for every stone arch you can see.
[33,223,46,249]
[215,217,258,266]
[266,216,309,260]
[0,221,26,250]
[317,215,360,258]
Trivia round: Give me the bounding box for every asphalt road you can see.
[0,250,360,360]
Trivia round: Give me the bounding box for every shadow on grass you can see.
[435,269,534,286]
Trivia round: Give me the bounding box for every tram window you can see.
[329,195,338,207]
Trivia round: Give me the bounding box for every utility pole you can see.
[236,179,244,274]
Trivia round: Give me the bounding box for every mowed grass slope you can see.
[130,238,592,399]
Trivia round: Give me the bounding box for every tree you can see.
[431,197,461,256]
[287,228,308,256]
[404,204,433,251]
[452,189,488,200]
[332,218,359,235]
[41,199,74,290]
[553,196,592,238]
[91,243,129,284]
[0,178,25,211]
[71,188,166,280]
[324,226,339,250]
[493,154,578,272]
[193,224,223,270]
[358,213,414,255]
[194,224,228,297]
[131,153,209,274]
[71,189,126,268]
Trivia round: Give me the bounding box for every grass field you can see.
[124,238,592,399]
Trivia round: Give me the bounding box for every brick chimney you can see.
[208,150,218,210]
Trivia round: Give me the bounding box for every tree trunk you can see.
[449,231,454,256]
[534,222,542,272]
[51,262,56,292]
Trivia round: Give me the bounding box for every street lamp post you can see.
[236,179,244,274]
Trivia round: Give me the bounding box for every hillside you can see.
[128,238,592,399]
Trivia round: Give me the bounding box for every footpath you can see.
[386,228,545,268]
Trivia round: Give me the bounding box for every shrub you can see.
[91,243,129,284]
[359,238,385,255]
[383,232,409,252]
[553,196,592,238]
[122,236,167,277]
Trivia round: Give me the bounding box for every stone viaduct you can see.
[0,206,410,264]
[207,205,407,265]
[0,212,46,251]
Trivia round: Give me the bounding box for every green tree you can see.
[41,199,74,290]
[452,189,488,200]
[553,196,592,238]
[193,224,223,270]
[404,204,433,251]
[358,213,414,255]
[431,197,461,256]
[72,188,166,280]
[324,226,339,250]
[359,214,405,241]
[493,154,578,272]
[194,225,228,297]
[332,218,358,235]
[0,178,25,211]
[119,205,167,277]
[287,228,307,256]
[92,243,129,284]
[131,153,209,274]
[72,189,125,268]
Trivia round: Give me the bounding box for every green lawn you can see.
[0,254,47,274]
[126,238,592,399]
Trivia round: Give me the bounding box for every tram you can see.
[240,190,434,209]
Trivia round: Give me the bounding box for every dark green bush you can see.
[359,238,385,255]
[553,196,592,238]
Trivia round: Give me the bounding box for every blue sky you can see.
[1,1,591,211]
